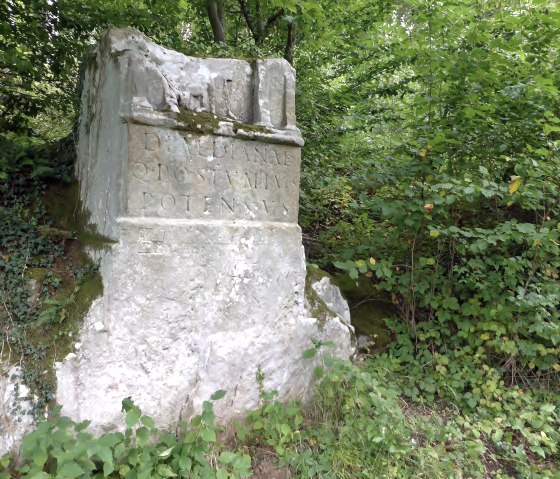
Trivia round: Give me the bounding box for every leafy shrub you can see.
[239,354,560,478]
[1,394,251,479]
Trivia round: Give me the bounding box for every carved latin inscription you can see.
[127,125,301,222]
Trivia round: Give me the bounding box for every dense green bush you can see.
[237,353,559,477]
[300,0,560,388]
[1,394,251,479]
[295,2,560,475]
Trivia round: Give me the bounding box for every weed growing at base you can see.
[1,392,251,479]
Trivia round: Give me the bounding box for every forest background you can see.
[1,0,559,478]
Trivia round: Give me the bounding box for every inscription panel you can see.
[127,124,301,222]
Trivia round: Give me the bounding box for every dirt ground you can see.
[251,448,292,479]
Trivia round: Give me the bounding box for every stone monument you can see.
[52,28,354,434]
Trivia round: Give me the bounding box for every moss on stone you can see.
[333,275,393,350]
[7,179,110,413]
[25,268,49,281]
[304,266,338,332]
[42,180,115,261]
[168,107,274,136]
[24,268,103,408]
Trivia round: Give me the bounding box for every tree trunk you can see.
[284,21,297,65]
[239,0,260,44]
[207,0,226,43]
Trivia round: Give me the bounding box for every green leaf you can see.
[32,448,48,468]
[74,420,91,432]
[216,468,228,479]
[140,416,155,429]
[57,462,85,479]
[280,423,292,436]
[544,123,560,135]
[100,447,115,477]
[178,452,192,471]
[156,464,178,477]
[530,445,546,459]
[125,407,142,428]
[218,451,238,465]
[136,427,149,446]
[30,166,55,179]
[98,433,122,448]
[23,473,51,479]
[210,390,227,401]
[302,348,317,359]
[464,107,477,119]
[199,428,216,443]
[492,429,503,443]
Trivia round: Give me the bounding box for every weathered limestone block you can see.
[54,28,354,434]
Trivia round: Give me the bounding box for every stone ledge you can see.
[125,108,304,147]
[117,216,303,229]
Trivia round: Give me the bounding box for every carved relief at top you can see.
[101,29,298,132]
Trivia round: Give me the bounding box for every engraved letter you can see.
[234,144,251,163]
[268,148,280,165]
[175,167,188,183]
[244,172,257,189]
[214,138,231,159]
[284,149,294,166]
[204,196,213,213]
[161,194,176,211]
[206,168,217,185]
[158,164,169,182]
[132,162,148,179]
[254,145,266,163]
[221,197,235,213]
[181,195,192,212]
[142,192,154,208]
[145,132,160,151]
[225,170,234,186]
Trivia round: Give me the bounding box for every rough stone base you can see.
[55,220,354,434]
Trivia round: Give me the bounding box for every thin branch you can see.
[239,0,259,43]
[263,8,285,37]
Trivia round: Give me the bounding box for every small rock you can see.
[26,278,41,306]
[357,334,374,350]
